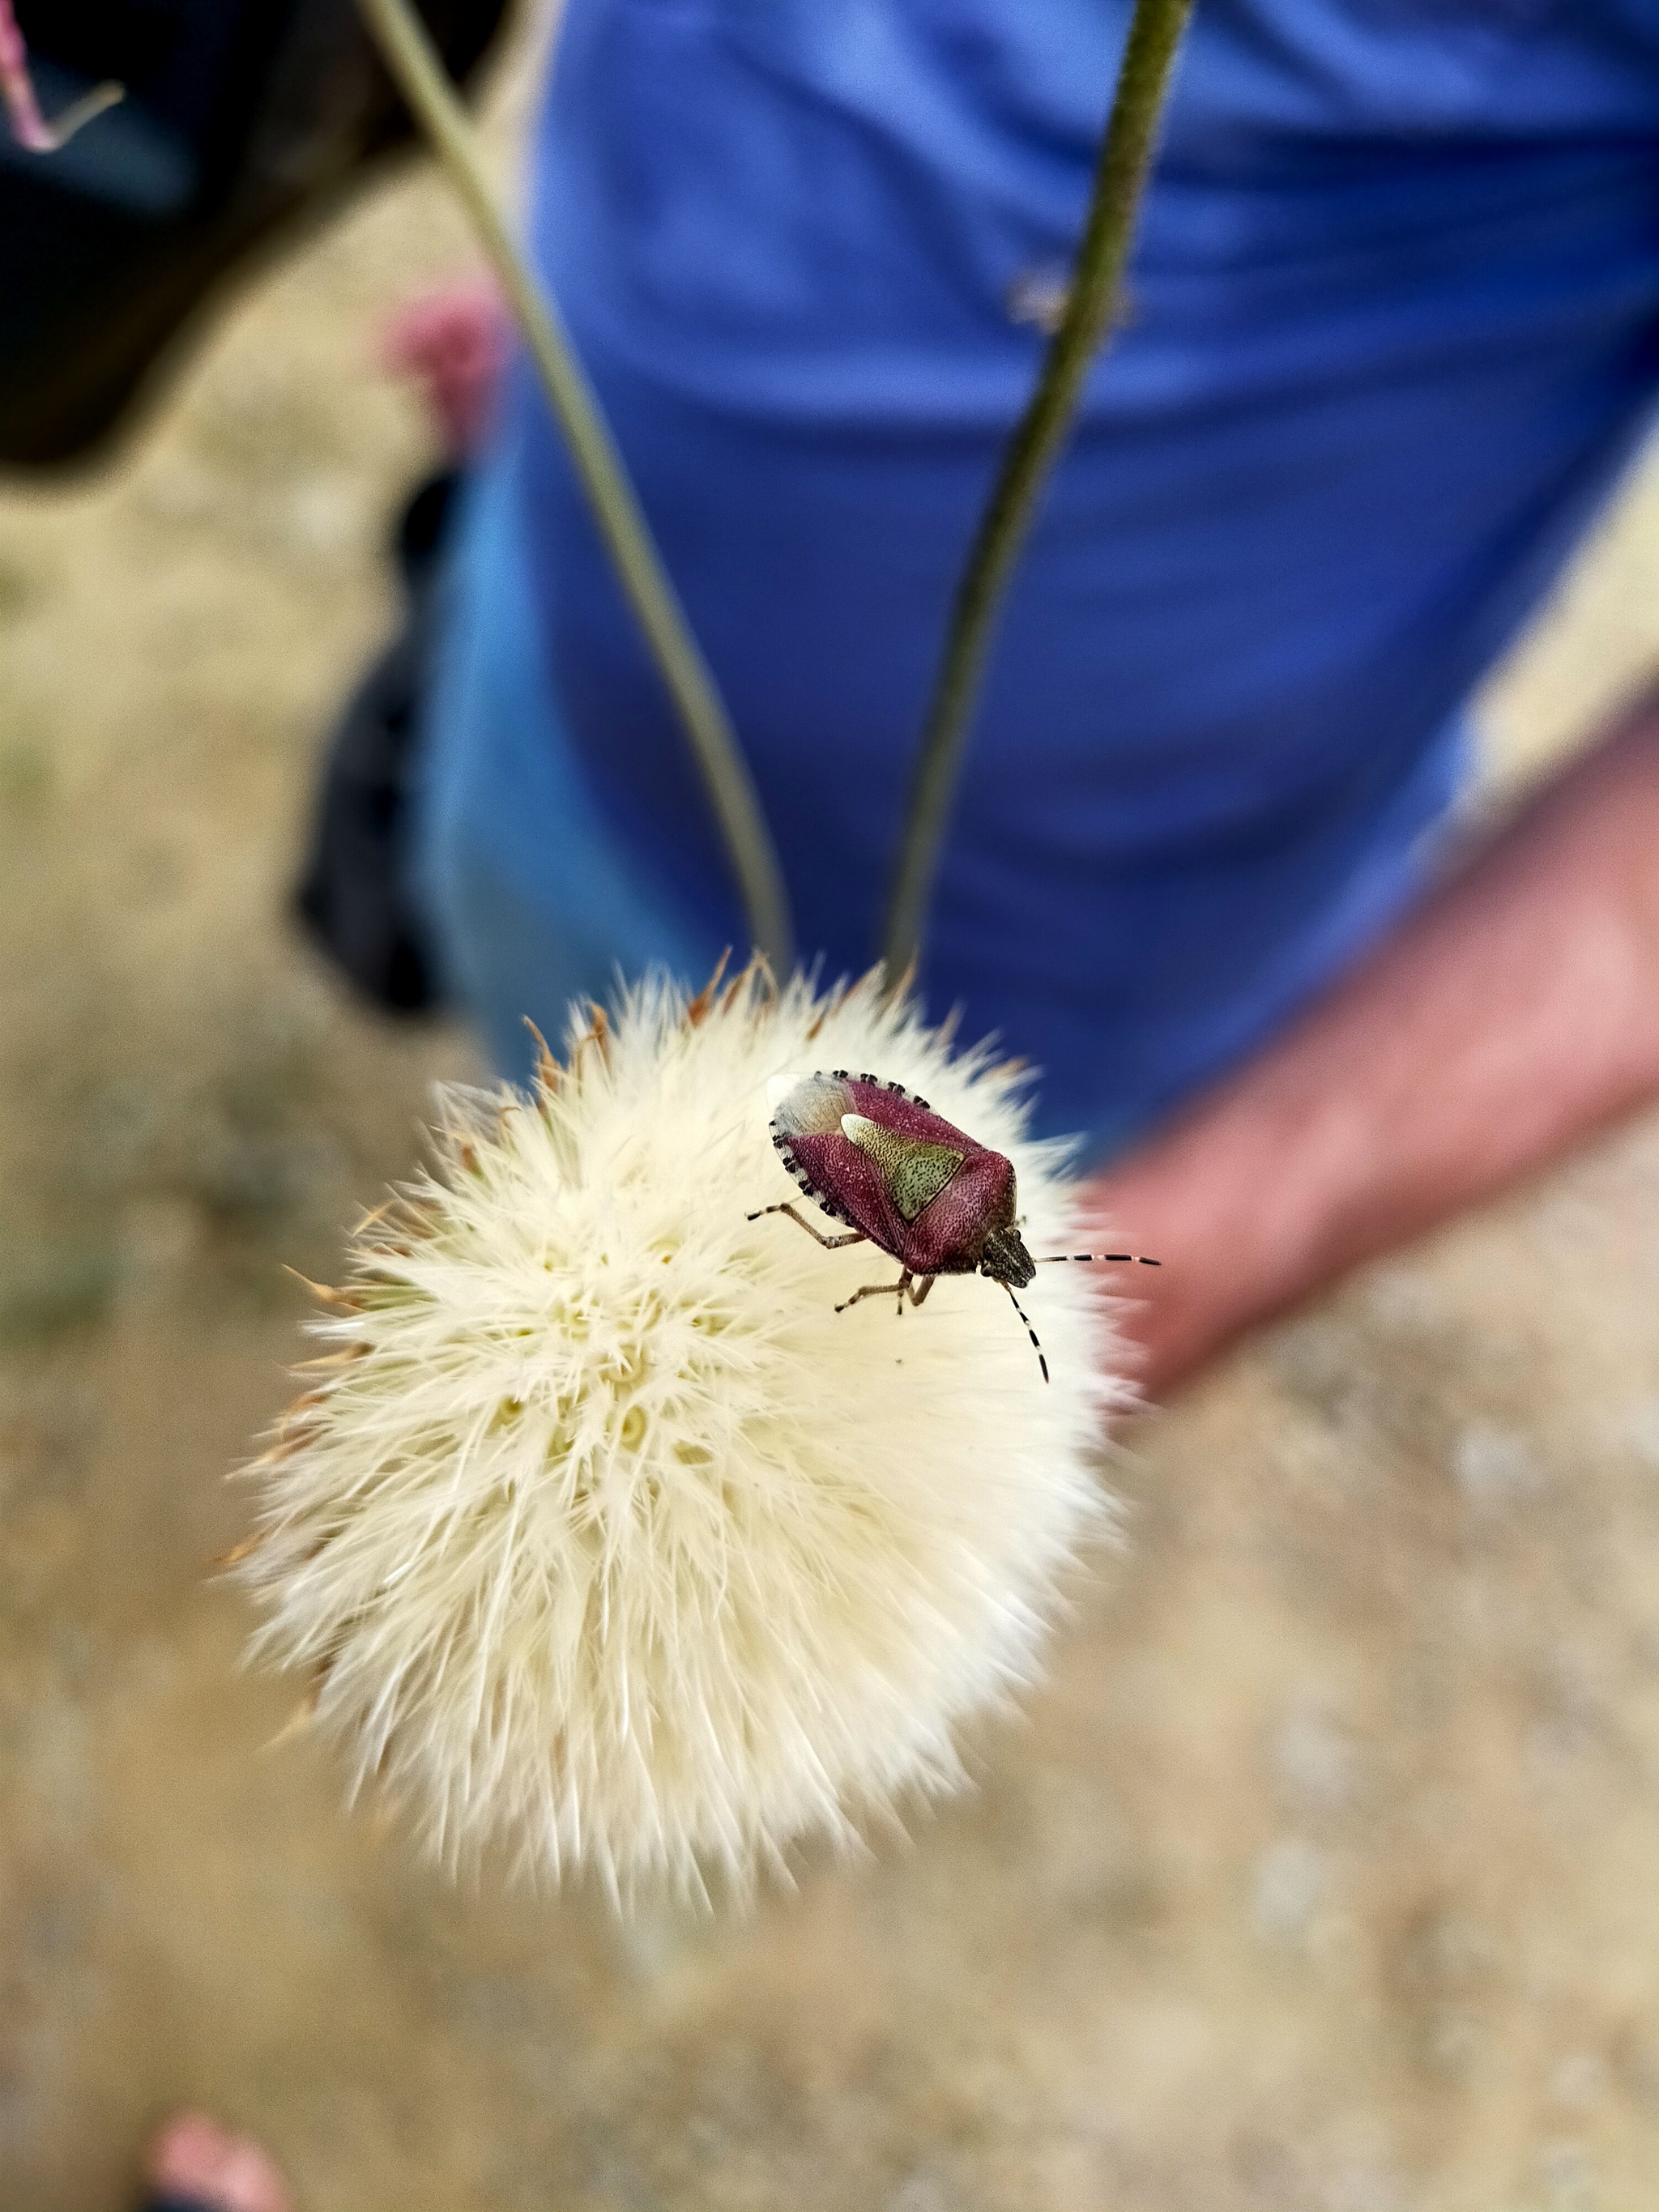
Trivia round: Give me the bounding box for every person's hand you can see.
[1082,698,1659,1401]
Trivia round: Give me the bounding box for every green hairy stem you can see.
[356,0,794,977]
[881,0,1195,978]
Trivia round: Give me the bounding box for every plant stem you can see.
[881,0,1193,978]
[356,0,794,976]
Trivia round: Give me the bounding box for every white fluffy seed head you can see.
[237,966,1129,1903]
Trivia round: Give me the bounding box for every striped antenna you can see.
[1002,1283,1049,1385]
[1038,1251,1161,1267]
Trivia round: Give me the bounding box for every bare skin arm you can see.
[1086,695,1659,1400]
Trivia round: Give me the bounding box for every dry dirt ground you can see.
[7,53,1659,2212]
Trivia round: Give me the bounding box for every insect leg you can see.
[1003,1283,1049,1384]
[835,1272,911,1315]
[836,1270,936,1317]
[747,1201,867,1251]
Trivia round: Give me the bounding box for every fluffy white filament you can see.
[237,966,1125,1900]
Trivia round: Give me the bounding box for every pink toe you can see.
[143,2110,292,2212]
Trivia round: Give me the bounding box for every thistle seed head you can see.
[235,965,1128,1903]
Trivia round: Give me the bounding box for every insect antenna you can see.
[1002,1283,1048,1385]
[1036,1251,1161,1267]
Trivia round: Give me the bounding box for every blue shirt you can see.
[428,0,1659,1149]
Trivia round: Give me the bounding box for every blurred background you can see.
[7,6,1659,2209]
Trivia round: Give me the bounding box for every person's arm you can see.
[1089,695,1659,1399]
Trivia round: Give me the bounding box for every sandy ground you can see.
[7,43,1659,2212]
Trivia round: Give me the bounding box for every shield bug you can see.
[748,1070,1159,1380]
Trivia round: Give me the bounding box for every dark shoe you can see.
[0,0,510,467]
[292,470,458,1013]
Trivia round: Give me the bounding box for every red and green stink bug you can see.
[748,1070,1158,1381]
